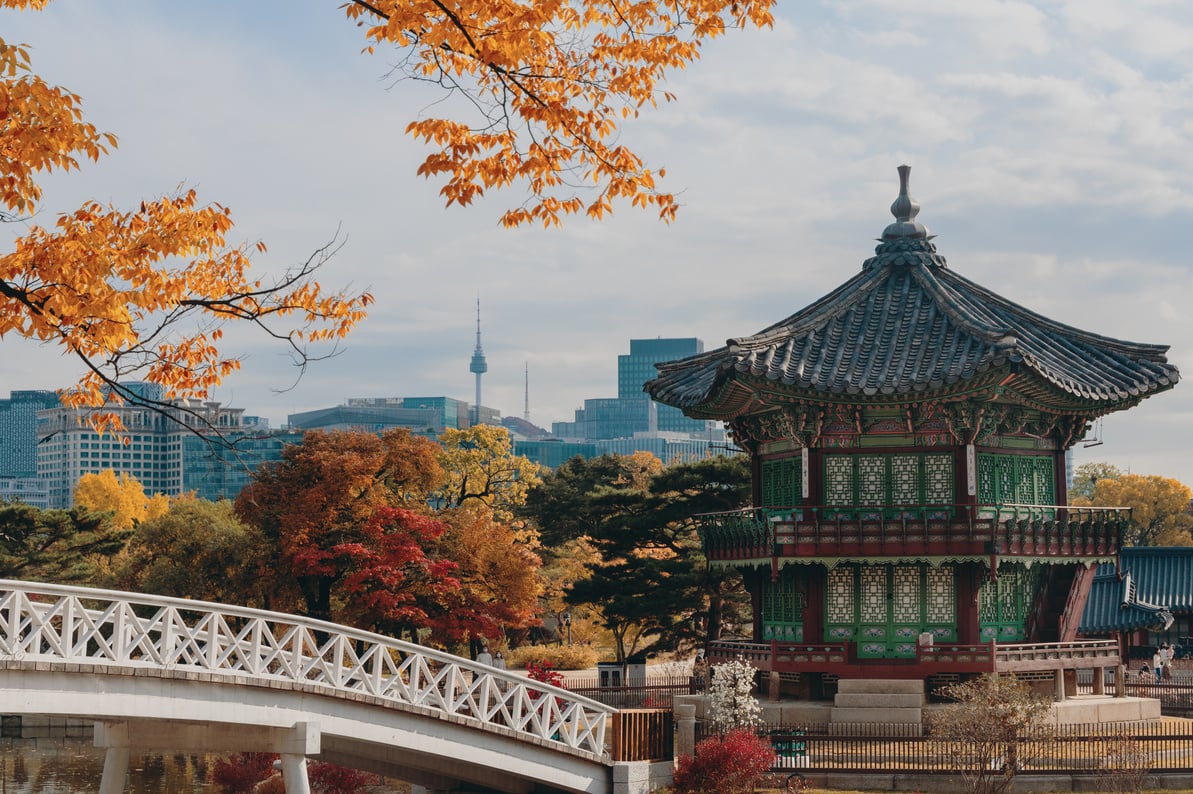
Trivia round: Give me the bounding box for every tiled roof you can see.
[1080,564,1174,635]
[1120,546,1193,613]
[645,167,1179,417]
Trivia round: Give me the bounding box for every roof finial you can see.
[882,165,930,240]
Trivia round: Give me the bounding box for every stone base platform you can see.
[677,694,1163,731]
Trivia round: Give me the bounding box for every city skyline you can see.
[0,3,1190,486]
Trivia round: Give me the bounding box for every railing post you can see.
[674,703,696,759]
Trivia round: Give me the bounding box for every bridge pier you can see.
[98,746,130,794]
[279,753,312,794]
[93,719,320,793]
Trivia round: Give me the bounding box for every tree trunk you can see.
[706,592,724,642]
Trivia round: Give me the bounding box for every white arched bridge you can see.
[0,580,668,794]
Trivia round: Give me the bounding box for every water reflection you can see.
[0,744,213,793]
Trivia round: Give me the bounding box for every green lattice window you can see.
[977,453,1055,506]
[761,572,804,642]
[826,567,855,627]
[977,563,1041,641]
[760,456,801,507]
[926,566,956,625]
[825,563,957,658]
[822,453,954,513]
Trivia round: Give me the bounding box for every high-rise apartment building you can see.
[36,383,282,508]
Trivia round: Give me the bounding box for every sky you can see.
[2,1,1192,485]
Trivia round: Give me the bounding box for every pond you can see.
[0,744,215,793]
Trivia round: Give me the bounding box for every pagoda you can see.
[646,166,1179,699]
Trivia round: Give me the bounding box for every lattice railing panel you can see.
[0,581,612,757]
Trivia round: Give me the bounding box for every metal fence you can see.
[1076,672,1193,717]
[563,673,697,708]
[694,721,1193,774]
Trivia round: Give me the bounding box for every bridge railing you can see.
[0,579,614,758]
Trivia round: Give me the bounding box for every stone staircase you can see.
[829,679,924,735]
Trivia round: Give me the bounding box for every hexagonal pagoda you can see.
[645,166,1179,697]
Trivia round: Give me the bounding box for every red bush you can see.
[212,753,277,793]
[525,659,565,688]
[672,728,774,794]
[308,762,382,793]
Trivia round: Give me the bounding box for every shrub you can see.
[673,728,774,794]
[212,753,277,793]
[507,643,599,670]
[707,657,763,734]
[525,659,566,688]
[309,762,382,793]
[926,673,1053,794]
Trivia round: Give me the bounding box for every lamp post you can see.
[563,612,572,645]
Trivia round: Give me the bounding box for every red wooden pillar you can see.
[955,561,983,644]
[803,565,825,643]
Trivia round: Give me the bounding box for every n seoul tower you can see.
[469,297,488,423]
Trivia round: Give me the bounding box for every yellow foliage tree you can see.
[1077,473,1193,547]
[344,0,775,227]
[73,470,158,531]
[0,1,372,433]
[436,425,541,522]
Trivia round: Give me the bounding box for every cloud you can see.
[2,1,1192,487]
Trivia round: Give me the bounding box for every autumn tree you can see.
[0,2,371,434]
[435,426,541,522]
[1069,462,1124,501]
[0,500,129,583]
[234,427,537,646]
[111,498,266,605]
[1075,473,1193,547]
[431,504,543,646]
[234,429,446,621]
[73,470,167,531]
[343,0,775,227]
[326,505,462,641]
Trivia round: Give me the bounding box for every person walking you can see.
[1153,648,1164,680]
[476,645,494,666]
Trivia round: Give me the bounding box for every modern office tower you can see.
[289,399,442,436]
[551,338,720,443]
[36,383,275,508]
[401,397,472,430]
[180,422,303,502]
[579,397,654,440]
[0,390,60,478]
[289,396,486,438]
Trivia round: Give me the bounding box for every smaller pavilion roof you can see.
[1119,546,1193,614]
[646,166,1179,418]
[1080,565,1174,635]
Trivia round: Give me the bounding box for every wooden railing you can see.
[696,504,1127,561]
[994,639,1121,671]
[707,638,1121,676]
[610,709,673,762]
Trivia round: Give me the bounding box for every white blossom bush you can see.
[707,656,763,735]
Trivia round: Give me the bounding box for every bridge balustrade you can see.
[0,579,613,758]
